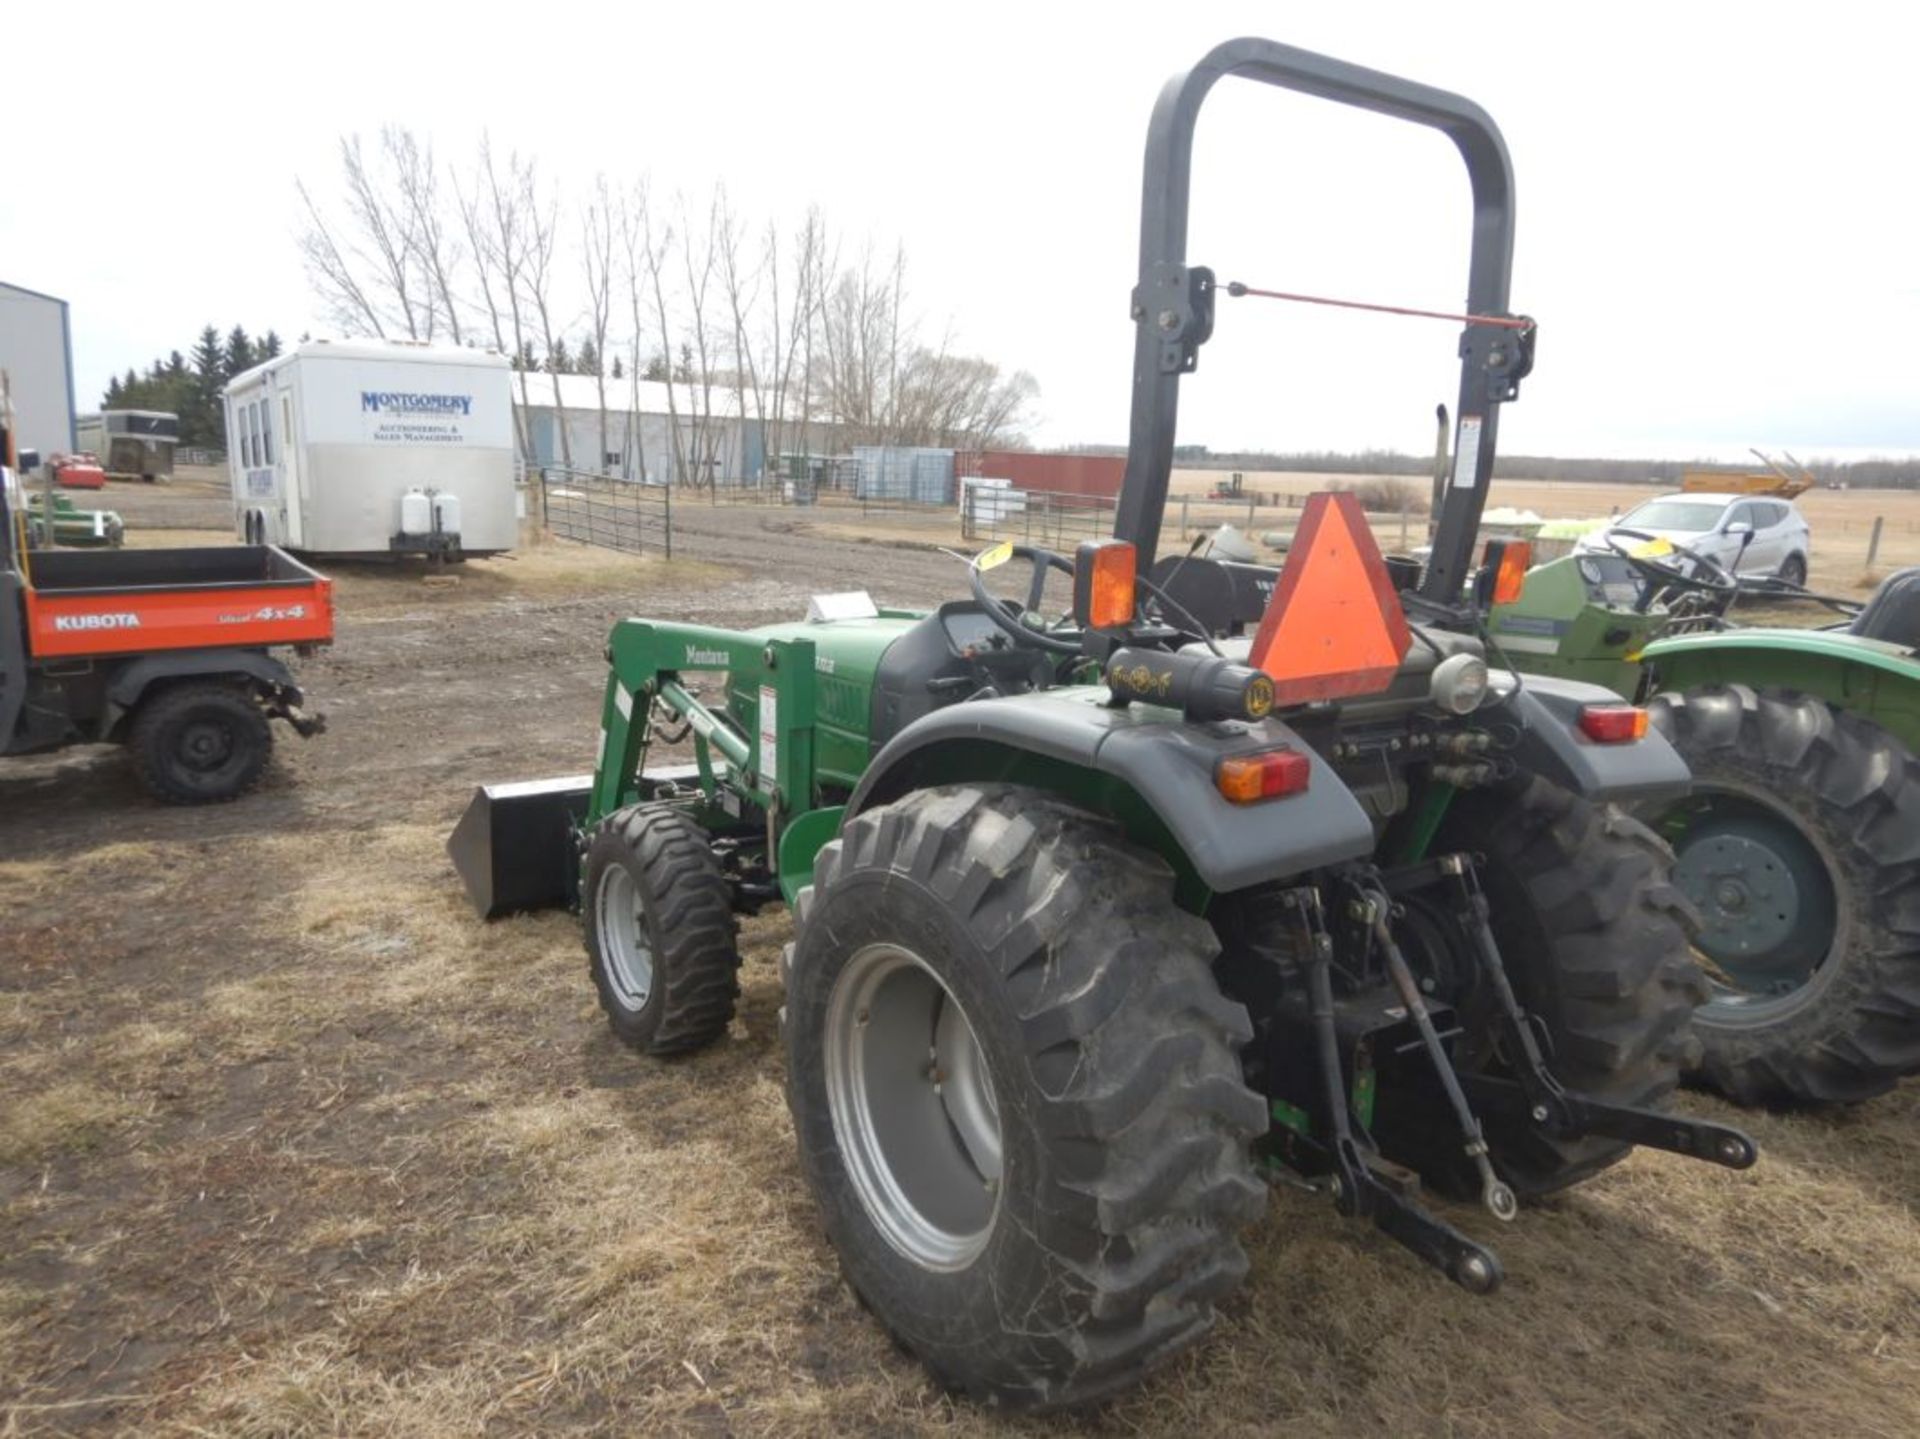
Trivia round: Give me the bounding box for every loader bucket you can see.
[447,774,593,919]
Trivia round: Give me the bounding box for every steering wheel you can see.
[1603,527,1738,611]
[968,544,1084,655]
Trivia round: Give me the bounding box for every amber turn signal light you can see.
[1215,748,1312,803]
[1073,540,1137,630]
[1484,538,1532,606]
[1578,704,1649,743]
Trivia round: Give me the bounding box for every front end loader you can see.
[451,39,1756,1412]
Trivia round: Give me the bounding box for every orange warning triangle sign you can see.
[1248,491,1413,705]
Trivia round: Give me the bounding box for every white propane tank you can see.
[400,489,432,536]
[432,491,462,538]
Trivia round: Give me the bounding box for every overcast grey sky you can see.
[7,1,1915,463]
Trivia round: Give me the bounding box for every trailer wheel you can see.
[1646,685,1920,1104]
[129,682,274,804]
[583,805,740,1056]
[1411,775,1705,1198]
[783,785,1266,1412]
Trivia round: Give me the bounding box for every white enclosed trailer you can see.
[225,341,515,558]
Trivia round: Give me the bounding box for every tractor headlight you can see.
[1429,653,1490,715]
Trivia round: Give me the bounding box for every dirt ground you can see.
[4,474,1919,1436]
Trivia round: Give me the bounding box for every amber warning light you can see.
[1073,540,1137,630]
[1486,539,1532,606]
[1247,491,1413,705]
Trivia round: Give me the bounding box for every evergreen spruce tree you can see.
[224,326,254,379]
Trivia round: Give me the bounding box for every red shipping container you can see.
[958,451,1125,499]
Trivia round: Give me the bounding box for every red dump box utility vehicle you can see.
[4,446,332,803]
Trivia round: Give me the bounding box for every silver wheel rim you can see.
[595,866,653,1010]
[824,943,1002,1270]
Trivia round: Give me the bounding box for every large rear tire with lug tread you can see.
[1418,774,1705,1199]
[1645,684,1920,1105]
[782,785,1266,1413]
[129,681,273,805]
[583,805,741,1056]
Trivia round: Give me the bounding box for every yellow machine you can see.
[1680,448,1812,499]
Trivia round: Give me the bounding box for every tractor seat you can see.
[1850,566,1920,650]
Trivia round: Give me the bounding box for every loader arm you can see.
[592,620,818,826]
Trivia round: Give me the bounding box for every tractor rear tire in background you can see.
[782,785,1266,1412]
[1418,774,1705,1198]
[130,681,273,805]
[1646,685,1920,1105]
[583,805,741,1056]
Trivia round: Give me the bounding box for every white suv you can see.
[1577,492,1811,585]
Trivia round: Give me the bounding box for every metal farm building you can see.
[513,373,808,485]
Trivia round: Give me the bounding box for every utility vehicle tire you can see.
[1645,685,1920,1105]
[1426,774,1705,1198]
[782,785,1266,1412]
[583,805,741,1056]
[130,682,273,804]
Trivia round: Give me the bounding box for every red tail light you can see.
[1578,704,1649,743]
[1216,748,1312,803]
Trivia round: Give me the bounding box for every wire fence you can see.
[961,480,1118,548]
[534,467,673,558]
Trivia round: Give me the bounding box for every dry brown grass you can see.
[8,805,1920,1435]
[0,1084,140,1166]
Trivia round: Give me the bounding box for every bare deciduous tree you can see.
[297,132,428,340]
[631,181,689,487]
[518,162,573,471]
[389,128,465,345]
[677,190,722,493]
[298,138,1037,485]
[715,190,761,481]
[456,136,537,466]
[581,174,617,473]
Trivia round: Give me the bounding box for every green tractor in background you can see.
[452,41,1759,1411]
[1490,532,1920,1105]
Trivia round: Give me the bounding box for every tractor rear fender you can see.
[1639,628,1920,754]
[101,649,302,739]
[1491,673,1691,805]
[841,688,1375,904]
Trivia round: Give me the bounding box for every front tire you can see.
[583,805,741,1056]
[1647,685,1920,1104]
[783,786,1266,1412]
[129,682,273,804]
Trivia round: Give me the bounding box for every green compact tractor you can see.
[1489,533,1920,1106]
[452,40,1755,1411]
